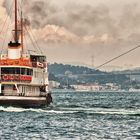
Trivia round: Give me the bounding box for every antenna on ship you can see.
[91,55,95,68]
[14,0,18,43]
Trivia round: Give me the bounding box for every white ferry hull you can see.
[0,95,52,108]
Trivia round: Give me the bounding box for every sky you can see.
[1,0,140,70]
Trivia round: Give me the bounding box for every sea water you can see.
[0,92,140,140]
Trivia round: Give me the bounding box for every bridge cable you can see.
[95,44,140,70]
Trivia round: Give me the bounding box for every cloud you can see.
[2,0,140,67]
[34,25,80,45]
[3,0,140,44]
[20,0,140,46]
[23,1,117,36]
[32,24,114,47]
[0,0,6,21]
[18,0,117,46]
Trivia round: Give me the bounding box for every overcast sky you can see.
[1,0,140,70]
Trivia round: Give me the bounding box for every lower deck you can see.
[0,83,47,97]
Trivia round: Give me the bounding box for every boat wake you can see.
[0,106,77,114]
[0,106,140,116]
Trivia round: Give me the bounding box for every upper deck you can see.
[0,52,47,68]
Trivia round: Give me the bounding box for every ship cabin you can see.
[0,44,48,97]
[0,0,49,98]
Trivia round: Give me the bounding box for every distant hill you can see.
[48,63,130,88]
[48,63,104,75]
[112,68,140,74]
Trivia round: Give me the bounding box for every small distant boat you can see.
[0,0,52,107]
[75,89,93,92]
[129,88,140,92]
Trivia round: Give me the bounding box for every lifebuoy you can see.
[3,75,8,81]
[19,76,32,81]
[23,76,26,81]
[9,75,14,80]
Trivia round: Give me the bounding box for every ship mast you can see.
[14,0,18,43]
[21,11,24,50]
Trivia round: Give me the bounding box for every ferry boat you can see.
[0,0,52,107]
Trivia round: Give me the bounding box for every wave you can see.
[60,107,140,116]
[0,106,140,116]
[0,106,77,114]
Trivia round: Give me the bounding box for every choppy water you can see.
[0,92,140,140]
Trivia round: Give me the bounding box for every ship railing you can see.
[1,74,32,83]
[0,59,32,67]
[0,60,47,68]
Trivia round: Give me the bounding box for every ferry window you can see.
[39,56,46,63]
[21,68,25,75]
[31,55,46,63]
[1,68,20,74]
[2,85,4,90]
[15,68,20,74]
[25,69,27,75]
[31,70,33,75]
[21,68,33,75]
[27,69,29,75]
[21,68,27,75]
[27,69,33,75]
